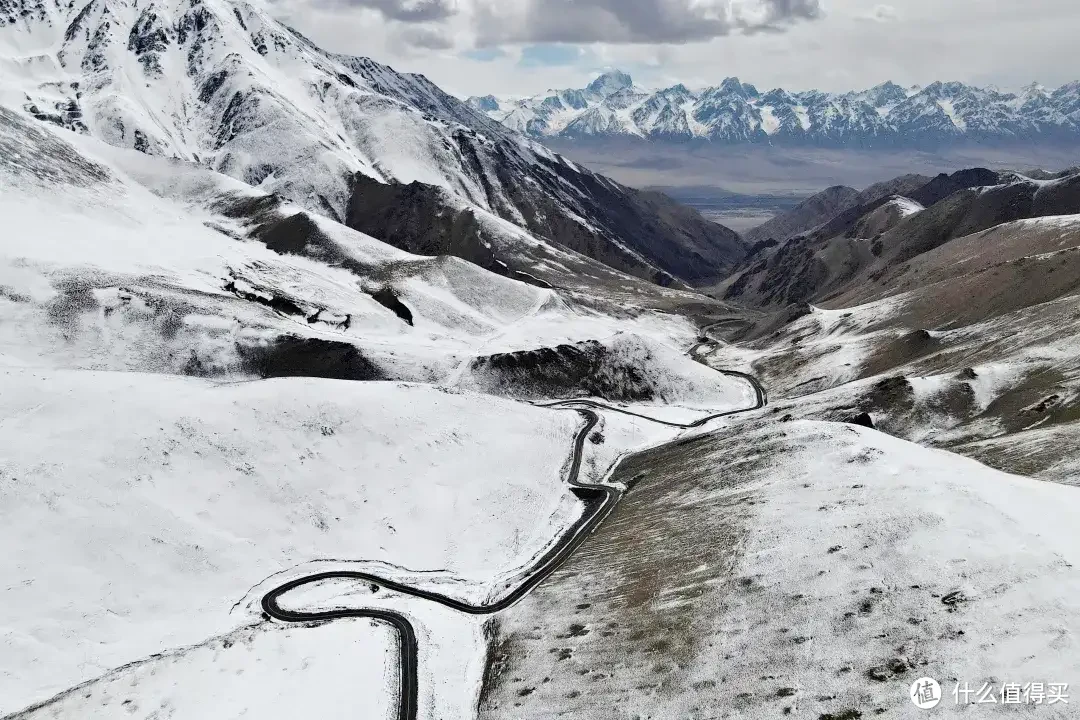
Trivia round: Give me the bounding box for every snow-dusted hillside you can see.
[0,103,723,388]
[481,419,1080,718]
[703,206,1080,486]
[0,74,761,719]
[472,71,1080,148]
[0,0,745,285]
[0,372,586,714]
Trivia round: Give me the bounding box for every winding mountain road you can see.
[262,332,765,720]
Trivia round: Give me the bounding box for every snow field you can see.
[0,370,584,714]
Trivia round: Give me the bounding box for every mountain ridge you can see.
[0,0,745,286]
[470,70,1080,149]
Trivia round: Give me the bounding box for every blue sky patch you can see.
[518,44,587,68]
[461,47,507,63]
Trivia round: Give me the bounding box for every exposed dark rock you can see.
[865,376,915,413]
[346,175,517,278]
[237,336,384,381]
[785,302,813,323]
[1032,172,1080,216]
[223,277,306,318]
[369,287,413,326]
[861,329,940,378]
[844,412,875,429]
[720,167,1068,310]
[345,164,745,288]
[908,168,1001,207]
[469,340,656,402]
[133,130,149,153]
[741,237,779,262]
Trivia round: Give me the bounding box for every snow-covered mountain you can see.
[471,71,1080,148]
[0,0,745,286]
[0,86,749,716]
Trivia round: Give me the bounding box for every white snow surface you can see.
[0,112,701,386]
[10,622,396,720]
[2,0,707,291]
[888,195,925,216]
[0,370,589,713]
[712,422,1080,717]
[0,84,754,719]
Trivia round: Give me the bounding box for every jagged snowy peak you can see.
[846,80,908,109]
[0,0,744,285]
[586,69,634,99]
[474,71,1080,148]
[3,0,508,214]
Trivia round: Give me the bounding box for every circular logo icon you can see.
[910,677,942,709]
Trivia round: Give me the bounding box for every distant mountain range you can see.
[468,71,1080,148]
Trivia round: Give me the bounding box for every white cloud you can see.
[273,0,1080,97]
[856,3,898,22]
[470,0,821,46]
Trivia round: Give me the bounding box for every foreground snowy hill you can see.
[0,373,587,714]
[481,419,1080,718]
[473,70,1080,148]
[0,0,745,285]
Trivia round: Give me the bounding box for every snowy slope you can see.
[703,209,1080,484]
[0,0,744,285]
[480,420,1080,719]
[0,104,718,389]
[0,371,585,715]
[10,622,397,720]
[473,71,1080,148]
[0,74,764,719]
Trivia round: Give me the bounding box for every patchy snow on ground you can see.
[0,369,589,715]
[962,362,1029,411]
[703,276,1080,484]
[958,420,1080,488]
[889,195,925,216]
[703,421,1080,718]
[480,419,1080,719]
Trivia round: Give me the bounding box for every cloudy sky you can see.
[272,0,1080,97]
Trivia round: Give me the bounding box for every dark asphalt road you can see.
[262,339,765,720]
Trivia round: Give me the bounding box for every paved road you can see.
[262,336,765,720]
